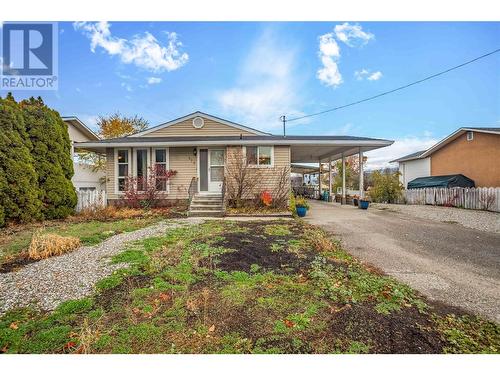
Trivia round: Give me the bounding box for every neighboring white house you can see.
[62,116,106,192]
[391,150,430,188]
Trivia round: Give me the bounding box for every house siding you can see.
[141,117,258,137]
[226,145,291,198]
[430,132,500,187]
[398,157,431,188]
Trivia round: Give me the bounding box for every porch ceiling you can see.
[290,144,385,163]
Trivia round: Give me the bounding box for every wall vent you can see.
[192,116,204,129]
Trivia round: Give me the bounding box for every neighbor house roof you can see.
[62,116,100,141]
[390,150,427,163]
[129,111,271,137]
[391,127,500,163]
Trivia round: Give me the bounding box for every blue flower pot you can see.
[296,206,308,217]
[359,200,369,210]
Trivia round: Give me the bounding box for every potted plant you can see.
[359,198,370,209]
[353,195,359,206]
[295,196,309,217]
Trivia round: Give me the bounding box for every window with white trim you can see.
[246,146,273,166]
[136,149,148,191]
[154,149,168,191]
[466,131,474,141]
[117,149,129,192]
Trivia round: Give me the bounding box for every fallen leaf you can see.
[284,319,295,328]
[1,346,8,353]
[159,293,170,302]
[208,324,216,332]
[9,322,18,330]
[64,341,76,350]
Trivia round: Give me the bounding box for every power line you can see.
[286,48,500,123]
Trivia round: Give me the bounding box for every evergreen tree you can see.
[21,97,77,219]
[0,94,42,225]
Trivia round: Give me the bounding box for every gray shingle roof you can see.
[390,150,427,163]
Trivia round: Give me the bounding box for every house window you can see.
[154,149,168,191]
[136,149,148,191]
[467,131,474,141]
[246,146,273,166]
[79,187,96,192]
[117,149,129,192]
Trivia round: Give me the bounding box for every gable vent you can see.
[192,116,204,129]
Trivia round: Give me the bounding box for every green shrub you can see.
[295,196,309,209]
[0,94,42,225]
[21,97,77,219]
[368,170,403,203]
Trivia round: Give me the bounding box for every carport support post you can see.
[342,154,346,204]
[359,149,364,199]
[328,157,332,202]
[318,160,322,200]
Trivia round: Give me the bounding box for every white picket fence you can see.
[76,190,107,212]
[400,187,500,212]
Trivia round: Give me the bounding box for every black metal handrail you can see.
[188,176,198,203]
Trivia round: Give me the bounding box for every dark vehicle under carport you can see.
[407,174,475,189]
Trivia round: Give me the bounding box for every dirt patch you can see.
[0,256,38,273]
[199,221,315,274]
[96,274,152,312]
[327,302,446,353]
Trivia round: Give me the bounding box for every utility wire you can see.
[286,48,500,123]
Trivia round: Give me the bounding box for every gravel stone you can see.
[372,203,500,233]
[0,218,204,315]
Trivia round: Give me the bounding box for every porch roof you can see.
[74,135,393,162]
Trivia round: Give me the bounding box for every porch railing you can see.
[221,177,227,211]
[188,177,198,203]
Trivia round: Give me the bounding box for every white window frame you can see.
[466,131,474,141]
[244,145,274,168]
[152,148,170,193]
[115,148,131,194]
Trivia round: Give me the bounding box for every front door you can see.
[199,149,224,193]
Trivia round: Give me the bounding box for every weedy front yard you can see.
[0,206,186,272]
[0,220,498,354]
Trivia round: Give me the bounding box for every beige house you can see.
[74,112,393,215]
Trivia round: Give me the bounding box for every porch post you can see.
[318,160,322,200]
[328,157,332,202]
[359,148,364,199]
[342,154,346,204]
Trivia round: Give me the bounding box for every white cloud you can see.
[364,136,437,170]
[334,22,374,47]
[317,33,342,87]
[367,71,382,81]
[147,77,162,85]
[73,22,188,73]
[355,69,383,81]
[217,30,305,130]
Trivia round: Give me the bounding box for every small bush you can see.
[368,170,403,203]
[295,196,309,209]
[28,231,81,260]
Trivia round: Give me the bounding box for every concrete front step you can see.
[188,210,225,217]
[191,198,223,204]
[190,204,223,211]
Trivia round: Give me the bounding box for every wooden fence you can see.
[76,190,107,212]
[400,187,500,212]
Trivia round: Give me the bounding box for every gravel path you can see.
[0,218,204,314]
[372,203,500,233]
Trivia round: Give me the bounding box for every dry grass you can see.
[28,231,81,260]
[76,206,144,221]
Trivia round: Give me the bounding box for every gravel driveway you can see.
[372,203,500,233]
[305,200,500,322]
[0,218,203,314]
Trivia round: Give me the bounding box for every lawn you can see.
[0,220,498,354]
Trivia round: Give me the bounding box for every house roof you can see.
[74,134,394,163]
[129,111,271,137]
[390,150,427,163]
[62,116,100,141]
[391,127,500,163]
[420,127,500,158]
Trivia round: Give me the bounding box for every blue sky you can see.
[3,22,499,167]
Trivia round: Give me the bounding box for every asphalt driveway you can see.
[305,200,500,322]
